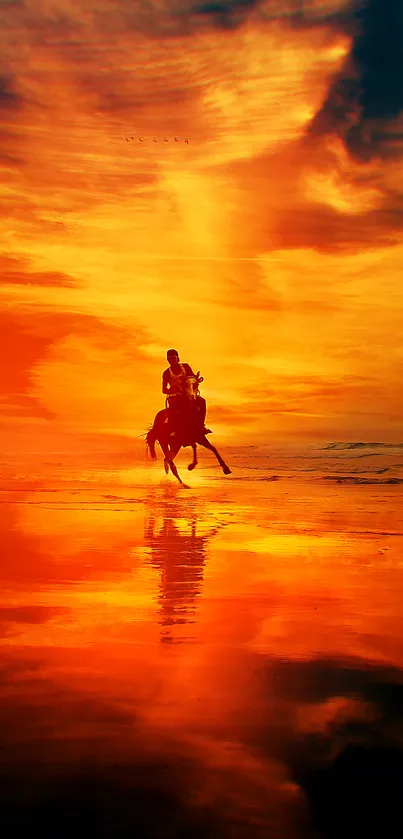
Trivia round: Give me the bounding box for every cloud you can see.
[0,605,68,637]
[184,0,354,33]
[351,0,403,124]
[0,73,21,112]
[274,200,403,252]
[0,605,67,624]
[309,0,403,162]
[0,253,77,287]
[220,131,403,254]
[191,0,259,29]
[0,309,149,429]
[0,311,59,419]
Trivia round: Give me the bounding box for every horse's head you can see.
[182,372,203,403]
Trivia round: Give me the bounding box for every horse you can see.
[145,374,231,487]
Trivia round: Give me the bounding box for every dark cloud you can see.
[309,71,362,141]
[194,0,257,11]
[34,0,350,43]
[192,0,259,29]
[351,0,403,122]
[0,74,21,112]
[309,0,403,162]
[190,0,356,31]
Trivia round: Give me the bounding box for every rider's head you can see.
[167,349,179,365]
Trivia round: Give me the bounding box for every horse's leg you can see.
[162,439,170,474]
[164,440,190,488]
[157,438,173,476]
[198,436,232,474]
[188,443,198,471]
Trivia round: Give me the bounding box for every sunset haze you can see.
[1,0,402,456]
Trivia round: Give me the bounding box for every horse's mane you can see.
[183,373,202,384]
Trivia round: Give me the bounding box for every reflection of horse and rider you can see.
[146,349,231,485]
[144,494,224,640]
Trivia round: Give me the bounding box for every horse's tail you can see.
[145,425,158,460]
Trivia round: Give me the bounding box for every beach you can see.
[1,444,403,836]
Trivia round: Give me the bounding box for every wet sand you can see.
[1,452,403,837]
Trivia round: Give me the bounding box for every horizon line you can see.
[128,255,281,261]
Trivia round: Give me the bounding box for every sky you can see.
[1,0,402,456]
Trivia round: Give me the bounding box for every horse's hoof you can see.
[188,463,196,471]
[223,466,232,475]
[181,483,190,489]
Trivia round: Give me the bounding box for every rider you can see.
[162,349,211,435]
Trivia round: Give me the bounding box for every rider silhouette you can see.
[162,349,211,436]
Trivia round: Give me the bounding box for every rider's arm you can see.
[162,370,170,394]
[184,363,195,377]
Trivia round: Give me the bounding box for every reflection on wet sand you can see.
[0,473,403,837]
[144,491,224,641]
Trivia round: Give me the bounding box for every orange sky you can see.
[1,0,402,455]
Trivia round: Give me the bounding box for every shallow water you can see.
[1,452,403,837]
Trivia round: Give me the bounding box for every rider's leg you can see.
[169,394,182,437]
[197,396,211,434]
[197,396,206,424]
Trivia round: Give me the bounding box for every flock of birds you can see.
[125,136,189,143]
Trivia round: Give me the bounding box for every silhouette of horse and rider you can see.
[146,349,231,486]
